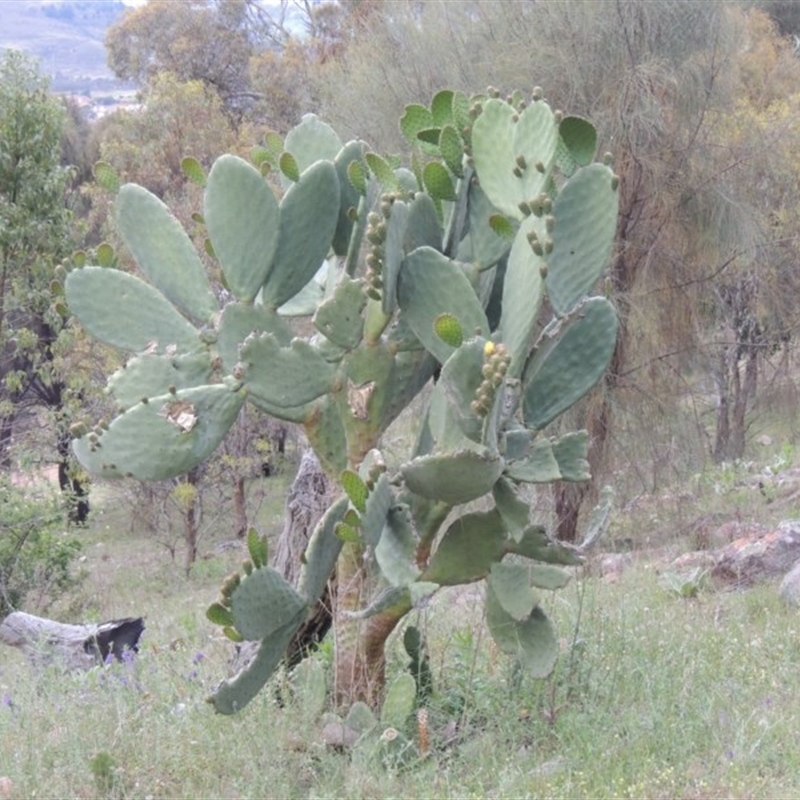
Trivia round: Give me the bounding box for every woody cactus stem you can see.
[65,89,619,713]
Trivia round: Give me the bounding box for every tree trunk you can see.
[0,611,144,669]
[183,466,202,576]
[232,475,247,538]
[230,449,333,674]
[0,412,13,471]
[56,427,90,525]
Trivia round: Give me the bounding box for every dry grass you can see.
[2,448,800,798]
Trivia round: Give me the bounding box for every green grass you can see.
[2,462,800,798]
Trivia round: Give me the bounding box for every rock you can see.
[321,721,360,749]
[712,520,800,586]
[707,520,767,550]
[593,553,632,581]
[669,551,717,572]
[779,559,800,605]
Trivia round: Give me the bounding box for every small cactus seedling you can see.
[65,89,619,713]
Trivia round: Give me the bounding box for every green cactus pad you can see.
[66,267,200,354]
[290,658,327,719]
[96,242,115,267]
[217,302,292,373]
[422,162,456,202]
[239,333,335,407]
[204,155,280,302]
[545,164,618,315]
[557,116,597,172]
[375,504,420,587]
[298,496,347,603]
[552,430,590,481]
[380,673,417,729]
[485,588,558,678]
[342,585,414,621]
[397,247,489,364]
[206,602,235,627]
[181,155,206,187]
[346,701,378,734]
[304,396,348,476]
[492,477,530,540]
[381,199,410,315]
[262,160,340,310]
[93,161,120,193]
[501,215,546,378]
[341,469,368,513]
[313,277,366,349]
[209,607,306,714]
[340,341,395,434]
[404,193,442,254]
[420,509,506,585]
[528,563,571,591]
[361,473,393,551]
[431,89,455,126]
[279,152,300,182]
[347,159,368,195]
[439,124,464,178]
[463,182,514,271]
[73,383,244,480]
[428,338,485,446]
[107,351,213,409]
[504,438,561,483]
[381,349,438,431]
[400,104,435,148]
[333,141,366,255]
[522,296,617,430]
[365,152,400,191]
[231,566,308,640]
[451,90,471,138]
[471,98,558,219]
[506,526,582,566]
[488,562,538,621]
[116,184,217,323]
[283,114,343,175]
[247,528,268,569]
[401,449,503,506]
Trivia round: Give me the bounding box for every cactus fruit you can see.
[66,86,619,714]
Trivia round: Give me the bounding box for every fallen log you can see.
[0,612,144,670]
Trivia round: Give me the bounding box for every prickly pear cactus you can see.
[65,90,619,714]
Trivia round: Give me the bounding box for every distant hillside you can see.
[0,0,133,92]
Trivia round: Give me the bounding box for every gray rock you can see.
[712,520,800,587]
[779,558,800,605]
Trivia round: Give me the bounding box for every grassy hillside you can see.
[0,1,129,90]
[2,444,800,797]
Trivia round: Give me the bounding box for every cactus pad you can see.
[66,267,200,354]
[401,449,504,506]
[262,160,340,309]
[522,297,618,430]
[73,383,244,480]
[420,509,506,585]
[231,566,308,641]
[204,155,279,302]
[116,184,217,323]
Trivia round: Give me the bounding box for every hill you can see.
[0,0,132,92]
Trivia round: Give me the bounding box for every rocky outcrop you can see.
[666,520,800,591]
[711,521,800,586]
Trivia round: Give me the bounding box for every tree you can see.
[313,0,800,533]
[0,50,88,522]
[105,0,254,111]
